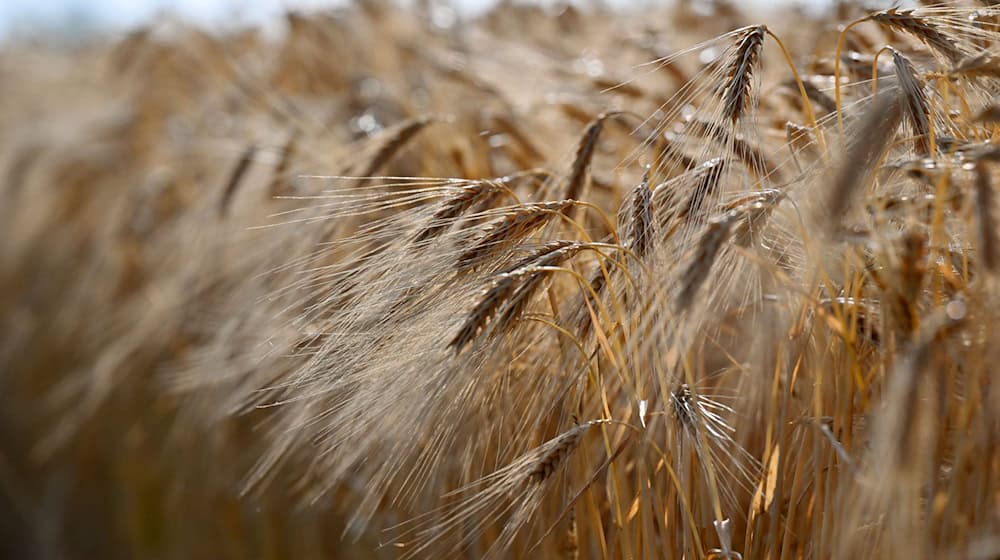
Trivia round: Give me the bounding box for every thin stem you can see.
[835,16,874,140]
[766,28,829,159]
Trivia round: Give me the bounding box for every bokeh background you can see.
[0,0,839,41]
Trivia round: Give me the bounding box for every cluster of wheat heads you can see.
[4,1,1000,559]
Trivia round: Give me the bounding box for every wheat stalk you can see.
[826,91,903,231]
[975,161,998,274]
[219,143,257,217]
[871,8,965,64]
[618,170,655,259]
[355,115,435,186]
[267,132,300,197]
[456,200,575,270]
[721,26,766,125]
[562,111,623,203]
[677,210,739,311]
[891,49,932,153]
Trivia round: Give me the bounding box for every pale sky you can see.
[0,0,346,38]
[0,0,561,39]
[0,0,838,40]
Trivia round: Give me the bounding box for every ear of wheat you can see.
[890,49,932,154]
[871,8,966,63]
[10,4,1000,560]
[721,26,766,125]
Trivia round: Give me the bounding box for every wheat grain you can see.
[891,49,932,153]
[949,52,1000,79]
[871,9,966,64]
[456,200,575,270]
[721,26,766,125]
[355,115,435,187]
[677,210,739,310]
[526,422,596,484]
[563,111,623,203]
[619,171,654,258]
[826,91,903,231]
[219,144,257,217]
[688,119,778,181]
[267,132,299,197]
[411,180,504,243]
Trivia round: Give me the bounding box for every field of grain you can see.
[3,1,1000,558]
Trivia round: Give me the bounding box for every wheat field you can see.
[3,1,1000,558]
